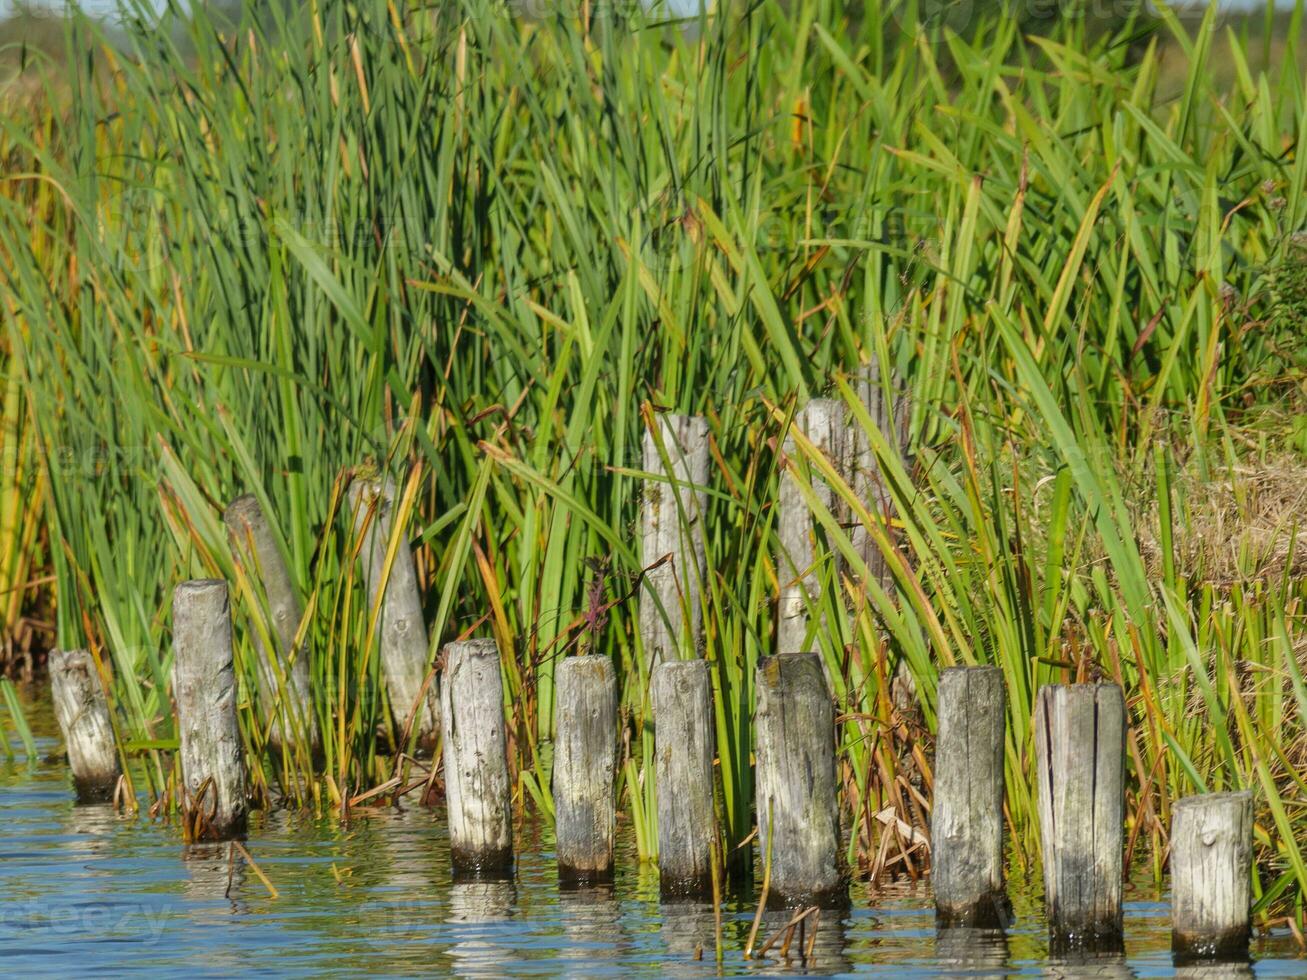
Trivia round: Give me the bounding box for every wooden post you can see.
[1171,791,1253,961]
[755,651,844,907]
[932,665,1008,927]
[850,360,910,596]
[1034,682,1126,951]
[776,399,846,657]
[350,475,440,751]
[652,659,716,898]
[640,414,708,671]
[223,495,316,755]
[172,579,248,841]
[851,363,917,715]
[553,655,618,885]
[48,648,120,803]
[441,638,512,876]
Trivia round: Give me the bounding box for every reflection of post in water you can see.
[445,879,517,978]
[1044,951,1136,979]
[1173,962,1253,980]
[61,798,122,860]
[749,905,851,974]
[182,842,246,916]
[375,806,443,897]
[362,806,446,944]
[935,927,1009,978]
[558,885,625,965]
[658,898,717,972]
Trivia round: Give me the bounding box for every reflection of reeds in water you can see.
[445,880,517,979]
[934,927,1009,977]
[749,906,850,975]
[558,886,625,964]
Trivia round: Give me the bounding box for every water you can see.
[3,694,1305,977]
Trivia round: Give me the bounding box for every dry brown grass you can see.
[1139,455,1307,588]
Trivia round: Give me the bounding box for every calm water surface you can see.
[3,691,1304,977]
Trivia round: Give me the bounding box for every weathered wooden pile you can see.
[46,397,1256,963]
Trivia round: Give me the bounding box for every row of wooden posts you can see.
[46,399,1253,962]
[50,629,1255,963]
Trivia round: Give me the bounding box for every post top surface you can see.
[1173,790,1253,811]
[557,654,615,679]
[348,474,398,504]
[174,578,227,598]
[940,664,1001,677]
[48,648,93,671]
[653,657,709,677]
[222,494,262,523]
[445,637,498,657]
[758,651,825,687]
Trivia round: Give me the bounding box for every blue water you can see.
[2,694,1305,977]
